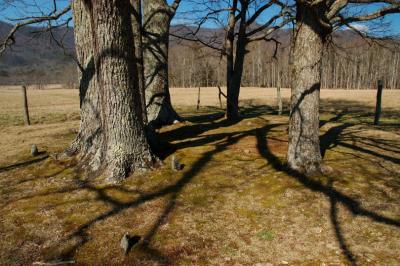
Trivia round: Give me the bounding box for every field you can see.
[0,87,399,265]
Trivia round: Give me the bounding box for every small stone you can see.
[321,164,334,174]
[171,155,183,171]
[120,233,130,255]
[31,144,38,156]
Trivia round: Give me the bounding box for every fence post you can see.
[374,80,383,125]
[22,85,30,126]
[197,87,201,111]
[277,71,283,115]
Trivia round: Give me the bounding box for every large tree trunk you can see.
[143,0,180,128]
[68,0,156,182]
[66,0,102,170]
[287,3,327,174]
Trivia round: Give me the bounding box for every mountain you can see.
[0,21,392,86]
[0,21,76,85]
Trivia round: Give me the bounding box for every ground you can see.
[0,87,399,265]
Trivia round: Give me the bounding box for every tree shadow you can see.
[0,154,49,173]
[4,102,399,264]
[44,124,254,264]
[255,123,400,266]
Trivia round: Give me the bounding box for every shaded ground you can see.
[0,93,399,265]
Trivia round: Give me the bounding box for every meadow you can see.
[0,87,399,265]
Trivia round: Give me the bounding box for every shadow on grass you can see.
[4,100,399,265]
[0,154,49,173]
[255,124,399,266]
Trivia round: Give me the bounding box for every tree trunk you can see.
[68,0,156,182]
[287,3,327,174]
[225,0,247,122]
[143,0,180,128]
[131,0,147,124]
[66,0,102,170]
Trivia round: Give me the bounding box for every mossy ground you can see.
[0,91,399,265]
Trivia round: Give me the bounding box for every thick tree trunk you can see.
[287,4,327,174]
[143,0,180,128]
[68,0,156,182]
[66,0,102,171]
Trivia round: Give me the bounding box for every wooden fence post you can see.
[374,80,383,125]
[197,87,201,111]
[277,71,283,115]
[22,85,30,126]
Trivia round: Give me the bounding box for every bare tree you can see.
[173,0,292,121]
[1,0,157,181]
[287,0,400,174]
[76,0,156,181]
[143,0,182,128]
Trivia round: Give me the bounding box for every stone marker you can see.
[31,144,38,156]
[120,233,130,255]
[171,155,183,171]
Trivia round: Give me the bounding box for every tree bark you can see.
[66,0,102,170]
[131,0,147,124]
[143,0,180,128]
[287,3,327,174]
[68,0,156,182]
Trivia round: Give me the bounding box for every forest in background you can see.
[0,21,399,90]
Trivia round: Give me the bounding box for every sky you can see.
[0,0,399,36]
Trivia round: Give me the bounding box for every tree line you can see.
[169,32,400,90]
[1,0,399,181]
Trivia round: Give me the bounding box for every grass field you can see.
[0,87,399,265]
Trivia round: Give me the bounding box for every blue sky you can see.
[1,0,399,35]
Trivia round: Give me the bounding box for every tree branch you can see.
[0,4,71,56]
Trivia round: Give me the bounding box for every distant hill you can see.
[0,21,76,85]
[0,21,390,86]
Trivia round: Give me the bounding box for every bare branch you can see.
[0,4,71,56]
[331,3,400,25]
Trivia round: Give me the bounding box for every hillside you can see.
[0,21,396,88]
[0,22,76,85]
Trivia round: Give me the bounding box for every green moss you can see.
[256,229,274,241]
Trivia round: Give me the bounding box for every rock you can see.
[120,233,141,255]
[171,155,183,171]
[31,144,39,156]
[120,233,130,255]
[321,164,334,174]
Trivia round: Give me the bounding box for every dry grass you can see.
[169,87,400,109]
[0,87,399,265]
